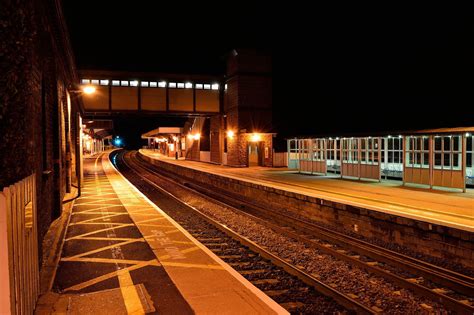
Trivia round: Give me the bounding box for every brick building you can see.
[186,49,274,167]
[0,0,82,268]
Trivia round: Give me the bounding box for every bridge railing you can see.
[0,173,39,315]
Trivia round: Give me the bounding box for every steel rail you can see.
[120,151,375,315]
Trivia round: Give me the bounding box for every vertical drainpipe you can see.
[75,112,82,198]
[429,135,434,190]
[340,139,344,179]
[378,137,382,182]
[402,136,406,186]
[358,138,362,180]
[462,133,467,193]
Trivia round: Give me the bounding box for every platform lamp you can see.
[68,85,96,95]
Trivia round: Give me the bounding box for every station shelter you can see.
[288,127,474,192]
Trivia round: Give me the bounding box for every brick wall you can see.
[210,115,222,164]
[223,49,273,167]
[0,0,81,262]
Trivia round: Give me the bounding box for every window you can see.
[185,82,193,89]
[195,84,203,89]
[211,83,219,90]
[204,84,211,90]
[434,135,462,170]
[467,136,473,168]
[342,138,358,163]
[312,139,325,161]
[158,81,166,88]
[169,82,177,88]
[91,79,99,85]
[150,82,157,87]
[177,83,185,88]
[360,138,379,165]
[130,80,139,87]
[141,81,149,87]
[405,136,429,168]
[81,79,90,84]
[120,81,129,86]
[100,80,109,86]
[112,80,120,86]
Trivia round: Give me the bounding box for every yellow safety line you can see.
[74,200,123,206]
[72,205,124,213]
[77,236,143,241]
[164,230,182,235]
[65,224,134,241]
[117,269,145,315]
[63,260,158,292]
[71,211,126,216]
[69,222,126,226]
[70,213,129,224]
[63,239,143,260]
[160,261,224,270]
[61,257,150,265]
[135,217,168,224]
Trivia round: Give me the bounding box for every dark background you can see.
[62,2,474,149]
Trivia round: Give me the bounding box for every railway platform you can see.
[37,151,287,314]
[140,149,473,232]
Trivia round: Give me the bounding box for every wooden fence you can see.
[0,173,39,315]
[273,152,288,167]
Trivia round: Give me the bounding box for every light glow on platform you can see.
[226,130,235,138]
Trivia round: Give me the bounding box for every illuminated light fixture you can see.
[388,135,392,138]
[226,130,235,138]
[466,132,471,137]
[211,83,219,90]
[187,134,194,140]
[250,133,261,142]
[172,136,178,141]
[82,85,96,94]
[193,133,201,140]
[335,137,340,140]
[398,135,402,138]
[185,82,193,89]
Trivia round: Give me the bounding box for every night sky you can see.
[62,3,474,149]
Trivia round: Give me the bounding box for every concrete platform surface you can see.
[46,152,287,314]
[140,150,474,232]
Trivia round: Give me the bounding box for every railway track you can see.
[131,151,474,314]
[113,150,372,314]
[117,150,474,314]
